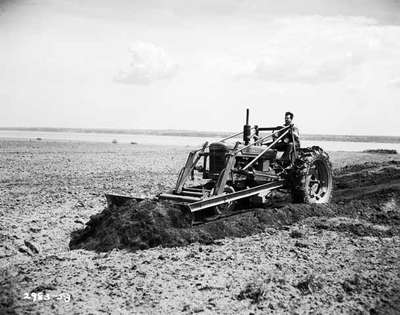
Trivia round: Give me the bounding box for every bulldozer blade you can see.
[158,193,201,203]
[187,180,285,213]
[105,193,145,208]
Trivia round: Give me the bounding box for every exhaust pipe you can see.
[243,108,251,145]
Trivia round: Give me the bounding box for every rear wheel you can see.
[291,146,333,203]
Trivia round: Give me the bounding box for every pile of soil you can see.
[363,149,398,154]
[69,200,335,251]
[70,161,400,252]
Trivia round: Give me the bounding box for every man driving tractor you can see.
[274,111,300,166]
[106,108,333,223]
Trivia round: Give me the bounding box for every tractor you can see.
[106,109,333,223]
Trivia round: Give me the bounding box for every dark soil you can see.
[363,149,398,154]
[70,200,335,252]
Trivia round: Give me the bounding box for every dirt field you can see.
[1,140,400,314]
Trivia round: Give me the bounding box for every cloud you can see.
[232,16,400,85]
[115,41,179,85]
[251,51,363,84]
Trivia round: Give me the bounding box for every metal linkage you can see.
[187,180,285,212]
[173,127,253,196]
[159,193,200,202]
[291,126,298,159]
[242,127,290,171]
[233,125,291,156]
[213,142,240,196]
[189,127,253,151]
[219,127,255,143]
[174,142,208,194]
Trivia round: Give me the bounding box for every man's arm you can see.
[272,125,285,141]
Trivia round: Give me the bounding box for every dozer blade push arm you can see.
[174,142,208,194]
[187,180,285,213]
[213,142,240,196]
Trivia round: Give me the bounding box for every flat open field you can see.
[1,140,400,314]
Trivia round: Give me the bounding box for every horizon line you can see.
[0,126,399,143]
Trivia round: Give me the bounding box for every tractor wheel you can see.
[291,146,333,203]
[215,185,237,214]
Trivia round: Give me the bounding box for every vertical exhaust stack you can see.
[243,108,251,145]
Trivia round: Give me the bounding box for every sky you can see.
[0,0,400,136]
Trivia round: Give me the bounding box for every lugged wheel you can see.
[291,146,333,203]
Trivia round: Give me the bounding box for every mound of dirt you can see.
[70,162,400,252]
[70,199,337,252]
[363,149,397,154]
[333,160,400,176]
[307,216,394,237]
[334,161,400,189]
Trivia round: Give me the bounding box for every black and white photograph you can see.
[1,0,400,314]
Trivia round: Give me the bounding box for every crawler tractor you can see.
[106,109,333,223]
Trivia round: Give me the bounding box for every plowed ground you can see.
[1,140,399,314]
